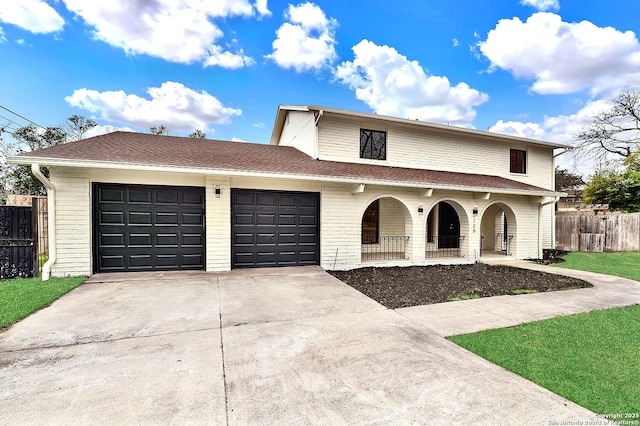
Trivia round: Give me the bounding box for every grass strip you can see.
[555,251,640,282]
[0,276,86,328]
[449,304,640,414]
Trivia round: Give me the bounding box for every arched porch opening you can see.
[479,202,517,257]
[425,201,467,258]
[361,197,413,261]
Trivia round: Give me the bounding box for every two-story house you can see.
[10,105,563,279]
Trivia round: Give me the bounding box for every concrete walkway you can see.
[397,261,640,336]
[1,264,636,425]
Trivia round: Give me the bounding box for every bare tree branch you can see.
[575,89,640,165]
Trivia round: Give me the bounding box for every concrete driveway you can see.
[0,266,602,425]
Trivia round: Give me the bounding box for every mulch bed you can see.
[329,262,591,309]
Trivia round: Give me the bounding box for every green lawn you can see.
[449,305,640,414]
[555,251,640,281]
[449,251,640,414]
[0,276,86,329]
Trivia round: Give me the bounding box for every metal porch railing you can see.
[425,235,465,258]
[497,233,514,255]
[362,236,410,261]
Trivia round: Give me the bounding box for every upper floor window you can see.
[360,129,386,160]
[510,149,527,174]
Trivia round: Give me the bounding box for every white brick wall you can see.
[49,167,91,277]
[379,198,406,236]
[541,204,554,249]
[47,167,550,275]
[206,176,230,271]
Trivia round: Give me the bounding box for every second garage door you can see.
[232,189,320,268]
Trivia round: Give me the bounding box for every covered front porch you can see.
[359,197,472,263]
[479,202,517,259]
[354,190,534,267]
[361,197,413,261]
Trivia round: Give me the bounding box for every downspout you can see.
[538,196,560,259]
[31,164,55,281]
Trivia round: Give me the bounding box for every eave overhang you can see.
[8,155,562,198]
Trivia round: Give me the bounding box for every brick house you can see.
[10,105,563,278]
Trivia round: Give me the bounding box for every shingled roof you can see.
[11,131,558,196]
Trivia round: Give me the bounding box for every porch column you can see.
[469,206,481,261]
[413,212,426,262]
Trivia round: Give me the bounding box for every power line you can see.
[0,114,23,128]
[0,104,44,129]
[0,125,19,133]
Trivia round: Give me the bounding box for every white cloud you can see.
[231,137,246,142]
[452,38,459,47]
[0,0,64,34]
[203,46,254,69]
[520,0,559,11]
[0,27,6,43]
[83,124,135,139]
[478,12,640,95]
[490,99,612,145]
[61,0,267,67]
[254,0,271,17]
[489,120,546,140]
[65,81,242,132]
[266,2,337,72]
[334,40,489,126]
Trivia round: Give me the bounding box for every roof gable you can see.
[270,105,567,149]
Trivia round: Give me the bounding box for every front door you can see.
[438,202,460,249]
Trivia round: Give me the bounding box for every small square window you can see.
[360,129,386,160]
[510,149,527,174]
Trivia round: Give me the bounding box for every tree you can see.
[64,115,97,141]
[555,167,584,191]
[575,90,640,164]
[148,125,170,135]
[188,129,206,139]
[13,125,67,149]
[583,167,640,212]
[0,116,96,199]
[2,163,50,196]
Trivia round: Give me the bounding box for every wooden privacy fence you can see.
[556,213,640,252]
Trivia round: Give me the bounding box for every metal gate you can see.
[0,206,35,279]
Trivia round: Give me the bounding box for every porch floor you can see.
[479,251,514,261]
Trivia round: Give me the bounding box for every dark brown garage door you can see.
[232,189,319,268]
[93,183,205,273]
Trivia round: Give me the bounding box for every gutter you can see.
[31,164,55,281]
[540,196,560,206]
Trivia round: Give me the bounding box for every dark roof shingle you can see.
[13,131,556,195]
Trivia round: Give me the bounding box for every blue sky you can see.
[2,0,640,174]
